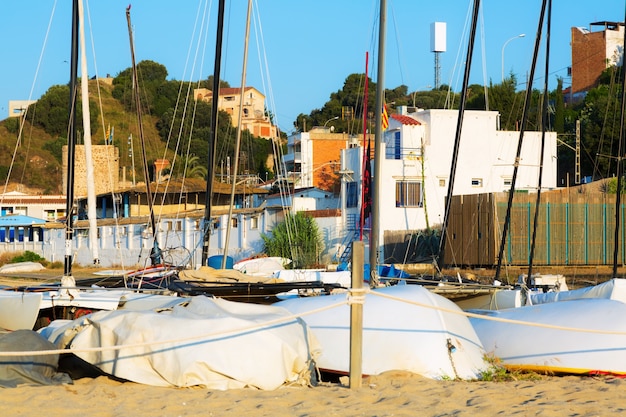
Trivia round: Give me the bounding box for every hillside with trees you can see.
[0,61,623,194]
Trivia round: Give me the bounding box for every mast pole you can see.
[222,0,252,268]
[495,0,548,282]
[437,0,480,273]
[78,0,99,265]
[528,0,552,280]
[64,0,79,278]
[613,2,626,277]
[360,52,369,241]
[202,0,226,266]
[369,0,386,288]
[126,5,161,265]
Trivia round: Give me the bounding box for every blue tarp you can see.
[337,262,411,280]
[0,215,46,227]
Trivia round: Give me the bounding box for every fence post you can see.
[349,240,364,389]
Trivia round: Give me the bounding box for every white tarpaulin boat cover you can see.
[277,284,489,380]
[42,296,319,389]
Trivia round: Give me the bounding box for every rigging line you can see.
[527,0,552,280]
[84,0,124,263]
[437,0,481,269]
[2,0,59,199]
[444,0,473,110]
[160,0,211,203]
[495,0,549,282]
[592,69,619,179]
[478,3,489,111]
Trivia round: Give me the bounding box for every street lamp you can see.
[323,116,339,129]
[501,33,525,82]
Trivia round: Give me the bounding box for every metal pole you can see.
[349,240,364,389]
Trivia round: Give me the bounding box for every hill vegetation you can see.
[0,61,623,194]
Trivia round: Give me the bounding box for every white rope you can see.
[4,286,626,359]
[0,298,347,358]
[368,289,626,336]
[347,287,367,305]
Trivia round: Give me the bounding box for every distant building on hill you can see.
[571,21,624,94]
[194,86,277,139]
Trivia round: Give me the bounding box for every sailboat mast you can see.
[78,0,99,265]
[495,0,548,281]
[437,0,480,272]
[64,0,79,278]
[528,0,552,280]
[222,0,252,269]
[202,0,226,266]
[126,6,161,265]
[613,3,626,277]
[360,52,369,241]
[369,0,386,288]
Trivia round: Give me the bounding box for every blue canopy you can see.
[0,215,46,227]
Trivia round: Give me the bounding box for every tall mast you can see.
[202,0,226,266]
[495,0,548,281]
[78,0,99,265]
[369,0,386,288]
[613,2,626,277]
[64,0,79,278]
[360,52,369,241]
[126,6,161,265]
[222,0,252,268]
[437,0,480,271]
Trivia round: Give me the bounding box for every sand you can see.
[1,371,625,417]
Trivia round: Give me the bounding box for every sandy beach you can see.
[0,371,624,417]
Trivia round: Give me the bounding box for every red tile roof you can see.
[391,114,421,125]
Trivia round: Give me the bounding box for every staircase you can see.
[337,214,365,263]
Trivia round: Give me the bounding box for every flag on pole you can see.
[362,140,372,220]
[381,104,389,130]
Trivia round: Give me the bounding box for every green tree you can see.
[261,212,323,268]
[553,77,565,133]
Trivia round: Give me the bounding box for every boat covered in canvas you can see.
[470,297,626,375]
[41,295,319,389]
[276,284,489,380]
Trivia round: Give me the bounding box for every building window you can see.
[503,178,512,189]
[395,181,422,207]
[439,178,446,187]
[232,217,238,228]
[471,178,483,187]
[346,182,358,208]
[251,216,258,229]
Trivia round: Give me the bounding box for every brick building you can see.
[571,21,624,94]
[282,127,374,192]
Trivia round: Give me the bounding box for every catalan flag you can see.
[381,104,389,130]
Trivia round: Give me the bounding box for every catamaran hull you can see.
[276,284,488,380]
[470,298,626,375]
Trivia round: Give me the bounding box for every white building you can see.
[340,106,558,263]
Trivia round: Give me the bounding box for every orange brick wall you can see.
[571,28,608,93]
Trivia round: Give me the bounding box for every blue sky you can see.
[0,0,621,134]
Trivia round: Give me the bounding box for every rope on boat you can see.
[0,299,348,358]
[3,287,626,358]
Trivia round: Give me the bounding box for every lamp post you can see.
[501,33,525,82]
[323,116,339,129]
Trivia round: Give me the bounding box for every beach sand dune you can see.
[2,371,625,416]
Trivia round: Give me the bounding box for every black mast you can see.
[126,5,161,265]
[436,0,481,270]
[613,3,626,277]
[495,0,549,282]
[201,0,226,266]
[64,0,79,277]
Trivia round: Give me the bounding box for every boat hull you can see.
[470,298,626,375]
[277,284,488,380]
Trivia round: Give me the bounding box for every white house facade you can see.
[340,106,558,262]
